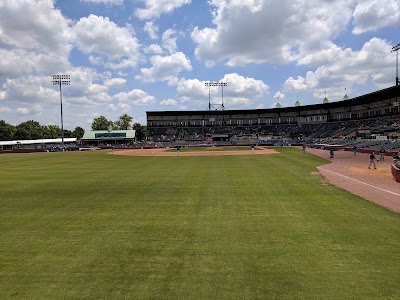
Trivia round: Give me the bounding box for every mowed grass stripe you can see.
[0,148,399,299]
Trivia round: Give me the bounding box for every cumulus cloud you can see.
[0,90,6,100]
[274,91,285,100]
[144,44,164,54]
[136,52,192,85]
[160,99,178,106]
[177,78,208,103]
[161,28,178,54]
[284,76,308,91]
[114,89,155,105]
[0,106,11,113]
[144,21,159,39]
[352,0,400,34]
[284,38,395,100]
[71,14,140,69]
[0,0,71,78]
[0,0,71,54]
[192,0,354,66]
[177,73,268,107]
[134,0,192,20]
[81,0,123,5]
[104,77,127,88]
[16,107,30,115]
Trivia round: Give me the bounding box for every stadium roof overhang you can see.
[0,138,77,147]
[146,85,400,117]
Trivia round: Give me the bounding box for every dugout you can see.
[81,130,136,146]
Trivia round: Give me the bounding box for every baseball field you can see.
[1,147,399,299]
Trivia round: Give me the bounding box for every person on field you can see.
[251,144,255,153]
[302,143,306,153]
[368,152,377,169]
[379,147,385,161]
[329,147,334,158]
[177,145,181,156]
[352,144,357,156]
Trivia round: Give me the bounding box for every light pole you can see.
[392,43,400,86]
[204,81,227,111]
[51,74,70,150]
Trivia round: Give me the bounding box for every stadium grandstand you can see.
[146,85,400,152]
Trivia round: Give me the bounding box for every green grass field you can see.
[1,148,399,299]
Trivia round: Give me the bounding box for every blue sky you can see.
[0,0,399,130]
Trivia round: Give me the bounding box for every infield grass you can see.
[1,148,399,299]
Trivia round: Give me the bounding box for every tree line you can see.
[0,114,146,141]
[0,120,84,141]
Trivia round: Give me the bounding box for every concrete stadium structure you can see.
[147,85,400,143]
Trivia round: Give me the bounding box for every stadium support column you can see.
[51,74,70,151]
[392,43,400,86]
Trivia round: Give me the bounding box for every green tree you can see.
[63,129,73,138]
[91,116,113,131]
[0,120,16,141]
[42,125,61,139]
[132,123,146,141]
[15,120,43,140]
[114,114,133,130]
[72,127,85,139]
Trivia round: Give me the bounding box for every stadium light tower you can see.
[51,74,70,151]
[392,43,400,86]
[205,81,227,111]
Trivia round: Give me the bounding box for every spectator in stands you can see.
[352,145,357,156]
[379,147,385,161]
[368,152,377,169]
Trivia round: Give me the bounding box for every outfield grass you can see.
[0,148,399,299]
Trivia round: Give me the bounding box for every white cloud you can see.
[0,106,11,113]
[160,99,177,106]
[0,49,70,78]
[177,78,208,102]
[104,78,127,88]
[118,103,131,111]
[177,73,268,107]
[144,21,159,39]
[274,91,285,100]
[0,90,6,100]
[222,73,269,100]
[192,1,354,66]
[0,1,71,79]
[81,0,123,5]
[114,89,155,105]
[284,38,395,100]
[71,14,140,69]
[134,0,192,20]
[145,44,164,55]
[16,107,30,115]
[284,76,307,91]
[352,0,400,34]
[162,28,177,54]
[136,52,192,85]
[0,0,71,54]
